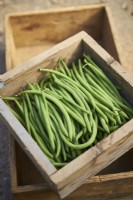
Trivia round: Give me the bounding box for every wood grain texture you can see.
[106,0,133,74]
[5,5,118,70]
[13,172,133,200]
[102,6,120,62]
[50,120,133,198]
[0,31,86,96]
[9,5,104,46]
[0,99,57,190]
[4,5,133,199]
[9,134,17,187]
[1,31,133,198]
[1,0,133,200]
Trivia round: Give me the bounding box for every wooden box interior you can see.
[5,34,133,188]
[6,5,119,69]
[15,142,133,186]
[4,6,133,196]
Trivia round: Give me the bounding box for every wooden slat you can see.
[9,134,18,187]
[0,99,57,189]
[50,120,133,198]
[0,31,86,96]
[13,172,133,200]
[102,6,120,62]
[4,15,20,70]
[1,31,133,198]
[5,5,105,70]
[12,171,133,193]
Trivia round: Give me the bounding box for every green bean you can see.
[40,92,56,152]
[76,129,84,142]
[39,76,50,89]
[84,68,127,113]
[83,54,121,97]
[84,71,115,100]
[98,126,105,132]
[2,97,24,115]
[83,67,120,100]
[73,64,118,111]
[78,59,86,81]
[90,84,122,124]
[4,55,133,168]
[22,95,31,134]
[71,117,76,140]
[54,119,97,149]
[60,140,67,161]
[52,74,88,110]
[58,59,67,75]
[40,68,96,109]
[6,103,25,127]
[57,85,73,100]
[29,111,52,153]
[48,102,68,137]
[60,59,71,77]
[99,116,110,133]
[62,77,109,123]
[45,88,63,100]
[47,85,90,114]
[31,107,50,144]
[2,97,18,101]
[29,122,53,159]
[26,84,56,151]
[24,93,33,116]
[49,116,61,158]
[51,162,68,167]
[21,90,73,141]
[49,110,67,161]
[60,79,92,132]
[70,147,77,159]
[70,69,80,83]
[109,125,119,132]
[60,99,86,127]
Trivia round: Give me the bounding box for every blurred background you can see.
[0,0,133,200]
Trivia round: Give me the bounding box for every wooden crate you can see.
[1,31,133,199]
[12,147,133,200]
[5,5,133,200]
[5,4,120,71]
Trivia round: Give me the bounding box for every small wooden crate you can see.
[5,5,119,71]
[5,5,133,200]
[1,31,133,199]
[4,5,133,200]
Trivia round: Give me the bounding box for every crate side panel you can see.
[13,172,133,200]
[9,7,104,48]
[51,119,133,198]
[1,35,83,97]
[102,8,119,62]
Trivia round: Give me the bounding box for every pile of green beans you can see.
[3,54,133,168]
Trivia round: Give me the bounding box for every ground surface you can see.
[0,0,133,200]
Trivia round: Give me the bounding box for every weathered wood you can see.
[102,6,120,62]
[13,172,133,200]
[0,99,57,190]
[1,31,133,198]
[50,120,133,198]
[5,6,133,199]
[5,4,122,70]
[106,0,133,74]
[1,31,85,96]
[9,133,17,187]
